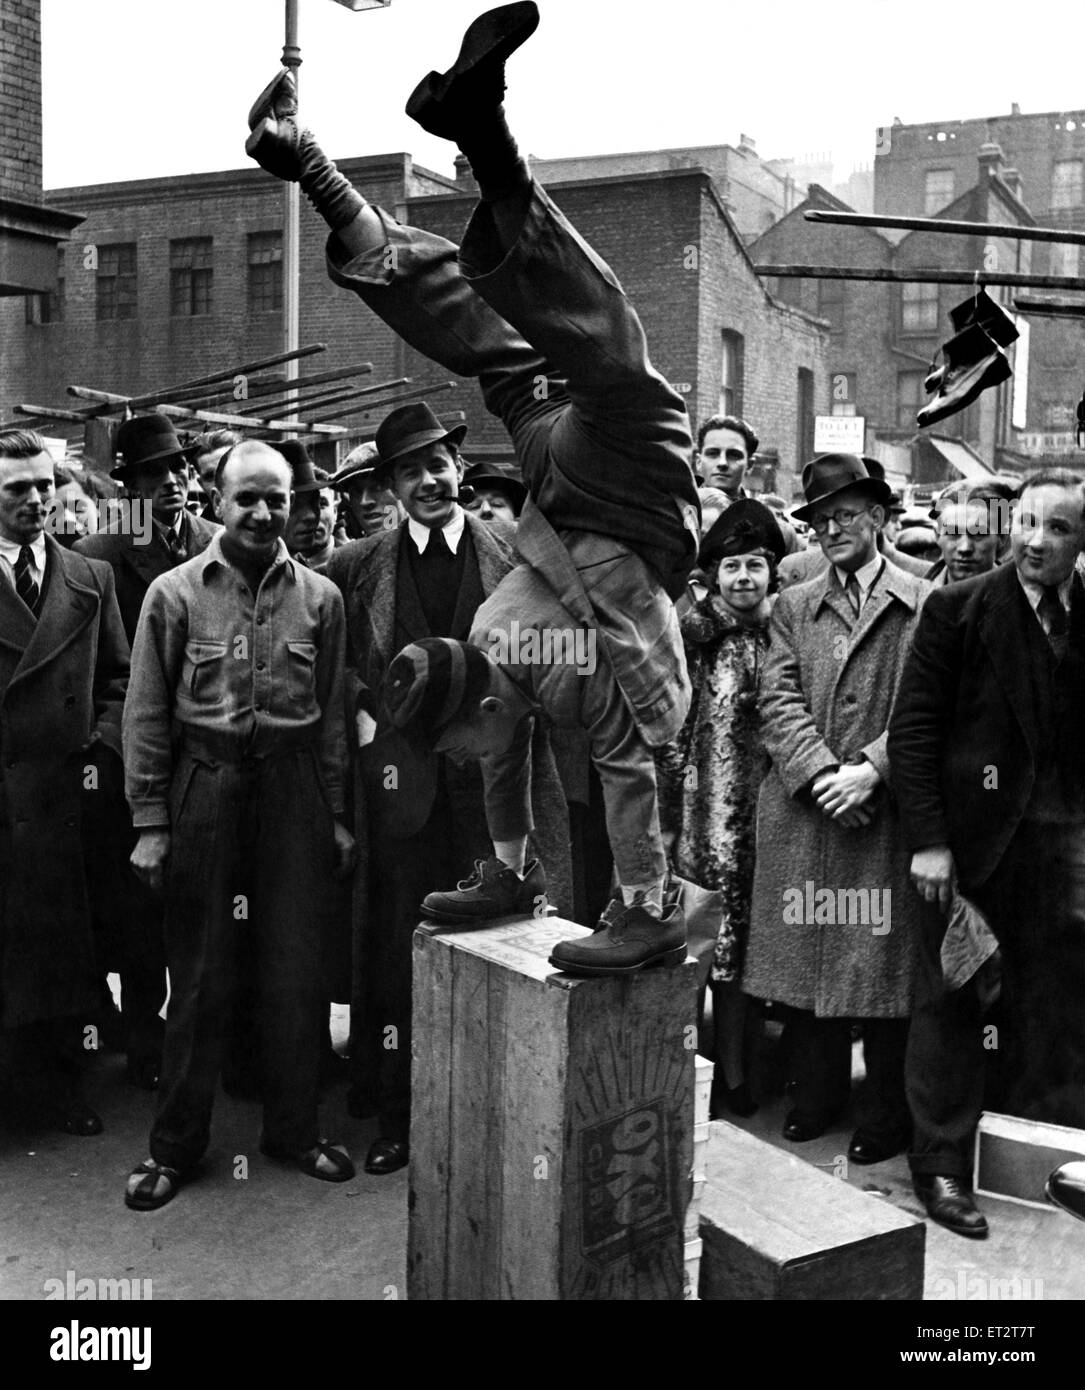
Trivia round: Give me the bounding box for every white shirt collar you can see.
[0,531,47,575]
[408,506,465,556]
[1017,569,1073,614]
[833,551,883,600]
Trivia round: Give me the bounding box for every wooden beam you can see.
[754,263,1085,289]
[63,344,329,418]
[171,361,381,410]
[153,401,346,435]
[1012,297,1085,318]
[804,208,1085,246]
[13,403,87,422]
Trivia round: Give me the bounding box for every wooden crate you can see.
[699,1120,925,1300]
[975,1111,1085,1209]
[408,915,699,1300]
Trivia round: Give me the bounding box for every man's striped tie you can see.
[13,545,39,614]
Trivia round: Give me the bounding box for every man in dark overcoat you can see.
[75,415,220,1088]
[889,468,1085,1237]
[0,429,129,1135]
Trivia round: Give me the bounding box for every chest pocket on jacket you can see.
[183,640,228,702]
[286,640,318,707]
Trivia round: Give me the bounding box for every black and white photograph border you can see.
[0,0,1083,1350]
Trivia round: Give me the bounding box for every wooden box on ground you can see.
[699,1120,925,1300]
[409,915,699,1300]
[975,1111,1085,1209]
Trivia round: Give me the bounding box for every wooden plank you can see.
[698,1121,925,1301]
[407,926,454,1300]
[753,263,1085,290]
[804,208,1085,246]
[560,965,696,1300]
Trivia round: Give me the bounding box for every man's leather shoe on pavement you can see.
[848,1128,911,1166]
[406,3,540,138]
[1046,1160,1085,1221]
[782,1109,834,1143]
[914,1174,989,1238]
[548,899,687,977]
[365,1139,409,1176]
[421,856,546,925]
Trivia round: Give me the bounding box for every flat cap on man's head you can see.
[383,638,494,740]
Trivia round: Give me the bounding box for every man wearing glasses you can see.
[743,453,929,1166]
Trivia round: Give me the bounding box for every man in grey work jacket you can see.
[121,441,355,1211]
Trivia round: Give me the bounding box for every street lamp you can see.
[281,1,391,422]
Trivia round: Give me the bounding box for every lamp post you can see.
[281,1,391,425]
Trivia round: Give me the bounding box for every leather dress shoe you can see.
[847,1129,911,1166]
[406,3,540,138]
[57,1100,104,1137]
[365,1138,409,1176]
[782,1110,833,1143]
[916,322,1011,428]
[548,899,686,977]
[422,856,547,925]
[914,1174,989,1238]
[1046,1160,1085,1221]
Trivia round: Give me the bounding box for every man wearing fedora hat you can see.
[332,443,403,540]
[74,414,221,1090]
[743,453,928,1161]
[324,400,571,1175]
[276,440,340,574]
[461,461,525,526]
[777,457,929,589]
[247,3,699,977]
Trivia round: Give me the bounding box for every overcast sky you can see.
[41,0,1085,189]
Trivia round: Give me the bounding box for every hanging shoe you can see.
[947,286,1019,349]
[917,321,1011,428]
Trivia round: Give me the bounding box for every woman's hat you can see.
[698,498,786,569]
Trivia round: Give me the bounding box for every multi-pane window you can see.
[818,277,845,330]
[170,237,213,316]
[1052,160,1084,209]
[26,246,65,325]
[924,169,955,215]
[719,331,743,417]
[96,242,137,321]
[901,279,939,332]
[897,370,926,427]
[247,231,283,313]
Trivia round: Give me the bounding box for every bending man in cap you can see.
[247,3,700,975]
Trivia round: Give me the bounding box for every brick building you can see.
[752,145,1034,485]
[876,107,1085,463]
[0,0,82,299]
[0,157,830,497]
